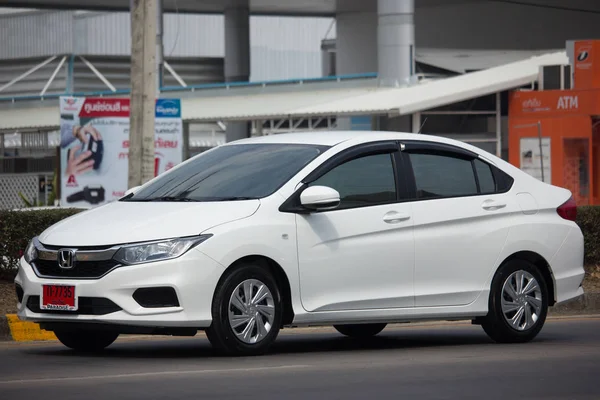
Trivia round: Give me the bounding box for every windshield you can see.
[123,143,329,202]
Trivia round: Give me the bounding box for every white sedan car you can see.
[15,131,585,356]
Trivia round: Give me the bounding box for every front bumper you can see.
[14,248,224,329]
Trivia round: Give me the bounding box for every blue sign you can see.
[155,98,181,118]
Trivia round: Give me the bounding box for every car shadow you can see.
[20,325,559,360]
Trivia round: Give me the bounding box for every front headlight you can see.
[112,235,212,265]
[23,238,38,264]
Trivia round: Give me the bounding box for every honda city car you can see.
[15,131,585,356]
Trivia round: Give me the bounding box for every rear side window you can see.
[493,164,514,192]
[408,152,514,200]
[474,158,496,194]
[408,153,478,199]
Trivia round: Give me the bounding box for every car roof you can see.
[225,130,506,168]
[226,130,449,147]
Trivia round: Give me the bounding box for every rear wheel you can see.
[206,264,283,356]
[54,330,119,352]
[333,323,387,338]
[481,259,548,343]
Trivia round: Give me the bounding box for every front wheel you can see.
[333,323,387,338]
[481,259,549,343]
[206,264,283,356]
[54,330,119,352]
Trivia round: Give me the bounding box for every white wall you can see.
[0,8,333,82]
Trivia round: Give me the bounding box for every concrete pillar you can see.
[334,11,377,131]
[377,0,415,87]
[224,0,250,142]
[335,12,377,75]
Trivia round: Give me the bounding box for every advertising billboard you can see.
[59,96,183,208]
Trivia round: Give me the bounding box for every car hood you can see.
[38,200,261,247]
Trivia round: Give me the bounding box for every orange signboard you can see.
[573,40,600,90]
[507,39,600,205]
[509,89,600,118]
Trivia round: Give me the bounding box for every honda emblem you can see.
[57,249,76,269]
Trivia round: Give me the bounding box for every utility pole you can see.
[128,0,157,188]
[156,0,164,90]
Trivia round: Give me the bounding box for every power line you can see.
[488,0,600,14]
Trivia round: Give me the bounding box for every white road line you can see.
[0,364,310,386]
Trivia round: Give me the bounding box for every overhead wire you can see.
[488,0,600,15]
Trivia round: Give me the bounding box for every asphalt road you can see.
[1,317,599,400]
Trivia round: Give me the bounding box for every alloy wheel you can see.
[501,270,543,331]
[227,278,276,344]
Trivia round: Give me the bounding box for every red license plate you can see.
[41,284,77,311]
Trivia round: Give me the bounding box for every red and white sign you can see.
[79,98,131,118]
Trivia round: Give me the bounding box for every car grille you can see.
[32,259,120,279]
[26,296,122,315]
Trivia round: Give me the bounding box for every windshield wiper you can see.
[202,196,258,201]
[123,196,257,202]
[147,196,197,202]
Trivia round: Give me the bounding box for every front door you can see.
[296,144,415,312]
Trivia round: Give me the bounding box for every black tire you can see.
[481,259,549,343]
[333,323,387,338]
[205,264,283,356]
[54,330,119,352]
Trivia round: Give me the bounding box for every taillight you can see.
[557,196,577,221]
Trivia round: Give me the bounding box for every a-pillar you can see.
[224,0,250,142]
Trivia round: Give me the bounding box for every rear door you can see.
[401,140,519,307]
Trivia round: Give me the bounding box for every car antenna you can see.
[417,117,428,134]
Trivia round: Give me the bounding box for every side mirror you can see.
[300,185,341,211]
[124,185,141,197]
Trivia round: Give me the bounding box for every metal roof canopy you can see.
[182,51,568,122]
[0,50,568,131]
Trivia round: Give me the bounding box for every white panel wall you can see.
[0,8,332,82]
[250,16,333,80]
[74,12,225,58]
[74,12,131,55]
[163,14,224,58]
[0,10,74,59]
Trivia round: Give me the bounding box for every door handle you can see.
[383,211,411,223]
[481,200,506,211]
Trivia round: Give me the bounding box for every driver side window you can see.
[310,153,397,210]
